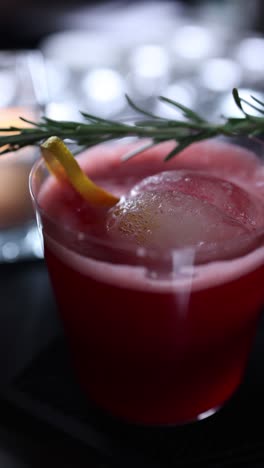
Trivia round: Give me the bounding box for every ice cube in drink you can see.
[106,170,262,250]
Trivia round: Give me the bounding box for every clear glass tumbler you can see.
[29,137,264,425]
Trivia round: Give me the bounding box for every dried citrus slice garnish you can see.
[41,136,119,207]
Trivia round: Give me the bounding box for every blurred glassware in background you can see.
[215,88,264,120]
[37,0,264,123]
[41,31,122,71]
[0,50,44,263]
[128,45,170,98]
[198,58,242,93]
[234,36,264,84]
[169,24,224,75]
[154,81,197,118]
[81,68,127,117]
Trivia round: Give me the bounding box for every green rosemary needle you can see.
[0,88,263,161]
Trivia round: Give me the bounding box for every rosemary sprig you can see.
[0,88,264,160]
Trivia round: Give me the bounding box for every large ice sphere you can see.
[106,170,262,249]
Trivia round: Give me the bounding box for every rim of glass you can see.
[29,146,264,263]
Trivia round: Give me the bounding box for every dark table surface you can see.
[0,260,109,468]
[0,259,264,468]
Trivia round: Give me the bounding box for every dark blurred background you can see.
[0,0,262,50]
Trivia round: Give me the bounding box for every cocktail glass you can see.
[29,137,264,425]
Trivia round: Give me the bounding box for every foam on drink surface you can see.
[40,140,264,292]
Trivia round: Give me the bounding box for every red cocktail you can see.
[30,139,264,425]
